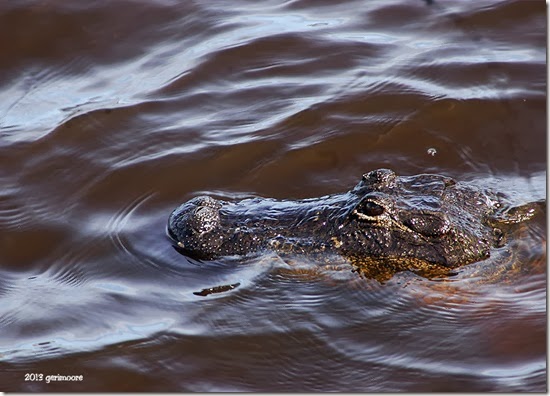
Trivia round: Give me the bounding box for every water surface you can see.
[0,0,546,392]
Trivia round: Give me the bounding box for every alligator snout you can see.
[168,196,224,259]
[188,198,222,235]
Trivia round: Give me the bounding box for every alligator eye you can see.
[361,201,385,216]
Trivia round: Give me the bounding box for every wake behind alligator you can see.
[168,169,539,284]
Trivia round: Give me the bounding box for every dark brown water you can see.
[0,0,546,392]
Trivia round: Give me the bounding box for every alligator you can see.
[168,169,539,283]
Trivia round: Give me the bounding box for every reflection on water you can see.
[0,0,546,392]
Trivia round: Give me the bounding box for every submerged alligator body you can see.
[168,169,536,280]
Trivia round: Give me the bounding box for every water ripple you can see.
[0,0,545,391]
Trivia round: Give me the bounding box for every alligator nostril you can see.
[191,205,220,234]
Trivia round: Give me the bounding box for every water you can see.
[0,0,546,391]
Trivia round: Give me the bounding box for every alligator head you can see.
[168,169,525,278]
